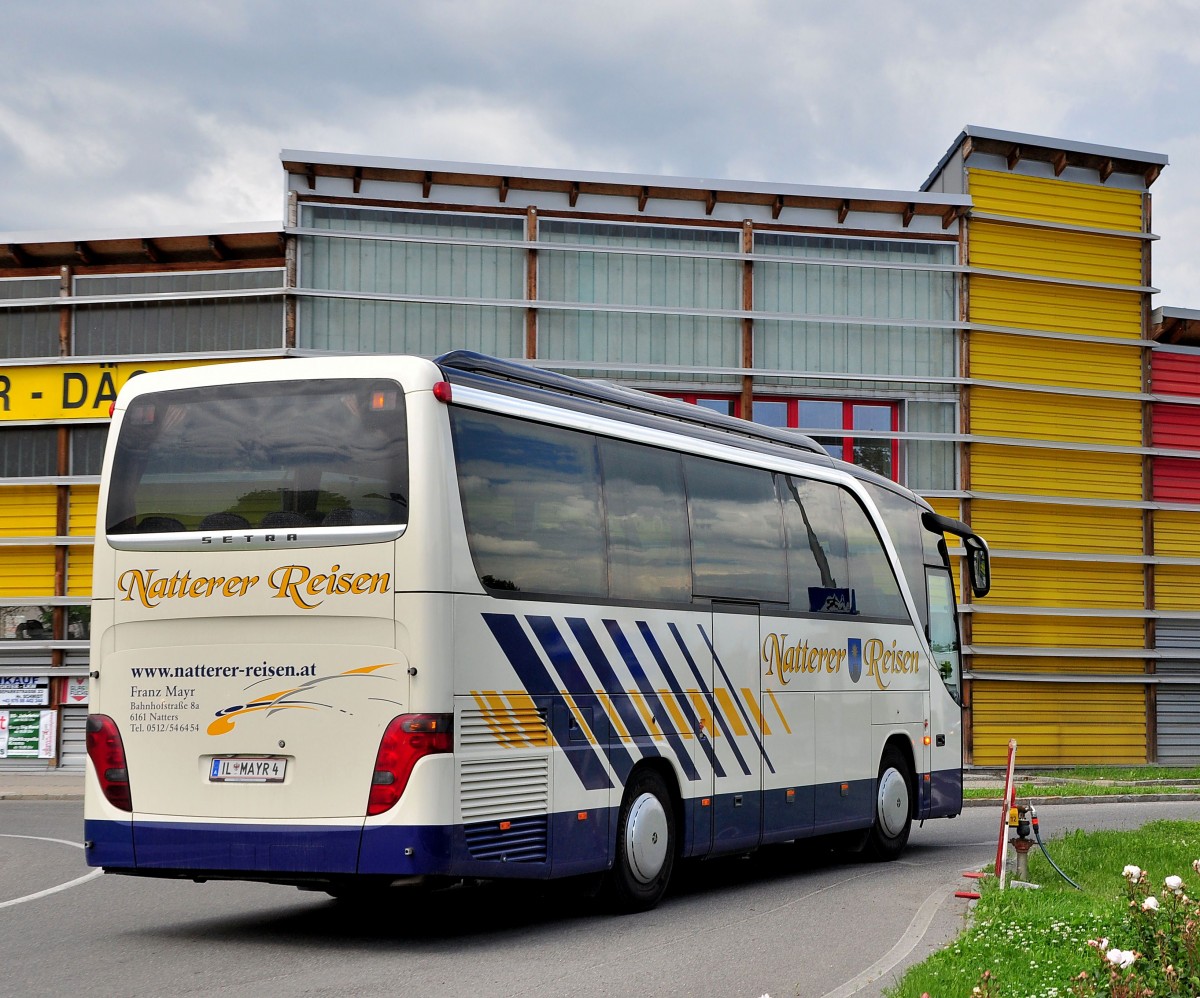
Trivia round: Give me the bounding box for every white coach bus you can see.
[84,351,990,911]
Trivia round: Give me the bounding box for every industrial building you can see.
[2,125,1195,769]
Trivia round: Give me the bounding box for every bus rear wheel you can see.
[865,747,913,861]
[604,769,675,912]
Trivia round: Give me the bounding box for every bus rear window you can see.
[106,379,408,534]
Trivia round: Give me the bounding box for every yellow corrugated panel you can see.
[970,275,1142,339]
[970,444,1142,501]
[984,557,1143,608]
[970,680,1146,765]
[971,386,1141,447]
[969,331,1143,393]
[0,486,57,537]
[971,615,1145,649]
[968,169,1145,232]
[924,497,960,521]
[1152,510,1200,558]
[69,486,99,536]
[1151,566,1200,611]
[970,220,1142,286]
[970,501,1142,555]
[67,546,93,597]
[0,547,56,597]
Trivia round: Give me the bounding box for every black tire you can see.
[603,769,676,912]
[865,747,913,861]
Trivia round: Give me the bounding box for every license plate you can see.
[209,757,287,782]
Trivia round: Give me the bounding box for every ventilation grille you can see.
[459,755,550,824]
[459,703,550,748]
[463,814,549,863]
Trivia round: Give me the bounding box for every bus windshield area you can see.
[106,379,409,534]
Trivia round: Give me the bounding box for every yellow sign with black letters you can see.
[0,359,232,421]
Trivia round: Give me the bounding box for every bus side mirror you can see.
[965,538,991,598]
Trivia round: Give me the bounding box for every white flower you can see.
[1142,895,1160,911]
[1106,948,1137,970]
[1123,865,1144,882]
[1165,875,1184,894]
[1192,858,1200,875]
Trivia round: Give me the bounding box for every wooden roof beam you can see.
[208,236,227,261]
[352,167,363,194]
[498,177,510,202]
[1052,151,1068,176]
[422,171,433,198]
[772,194,784,219]
[1144,163,1161,187]
[305,165,317,190]
[901,203,915,228]
[141,239,161,264]
[5,243,30,267]
[74,242,94,265]
[705,190,717,215]
[638,186,649,211]
[1100,158,1115,183]
[838,199,850,223]
[942,205,963,230]
[570,181,580,207]
[1007,146,1022,170]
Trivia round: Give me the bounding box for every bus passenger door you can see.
[706,603,764,856]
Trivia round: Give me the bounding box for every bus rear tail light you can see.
[367,713,453,816]
[86,714,133,812]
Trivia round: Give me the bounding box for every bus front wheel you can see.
[865,747,913,861]
[604,769,676,912]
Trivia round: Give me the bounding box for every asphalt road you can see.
[2,800,1198,998]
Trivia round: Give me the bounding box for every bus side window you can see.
[926,567,962,703]
[599,439,690,602]
[683,456,787,603]
[451,410,607,597]
[839,492,908,621]
[778,475,851,615]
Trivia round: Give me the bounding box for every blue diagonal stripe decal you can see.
[635,620,724,778]
[526,616,638,784]
[697,623,775,775]
[667,621,752,777]
[482,613,613,791]
[602,619,700,782]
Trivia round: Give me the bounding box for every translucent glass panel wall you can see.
[298,206,525,356]
[0,277,61,358]
[537,221,741,383]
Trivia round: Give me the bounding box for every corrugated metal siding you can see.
[967,169,1145,232]
[0,487,57,536]
[970,276,1142,339]
[1153,457,1200,504]
[969,444,1142,500]
[970,220,1142,286]
[1153,510,1200,557]
[1153,623,1200,763]
[972,614,1144,648]
[971,332,1142,393]
[971,387,1141,447]
[1150,566,1200,611]
[1152,403,1200,450]
[0,548,56,596]
[923,497,961,521]
[971,681,1147,765]
[972,654,1143,676]
[68,487,98,535]
[970,501,1142,554]
[67,547,93,597]
[983,558,1143,608]
[1151,351,1200,397]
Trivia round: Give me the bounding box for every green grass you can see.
[964,765,1200,800]
[883,820,1200,998]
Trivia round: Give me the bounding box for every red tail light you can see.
[86,714,132,812]
[367,713,452,816]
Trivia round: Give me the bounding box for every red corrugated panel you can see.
[1152,352,1200,397]
[1153,403,1200,450]
[1154,457,1200,502]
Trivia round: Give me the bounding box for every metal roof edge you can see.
[281,149,971,207]
[921,125,1169,191]
[0,220,283,245]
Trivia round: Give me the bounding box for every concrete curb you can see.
[963,792,1200,806]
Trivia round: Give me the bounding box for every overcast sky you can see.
[2,1,1198,308]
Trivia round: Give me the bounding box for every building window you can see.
[664,394,898,480]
